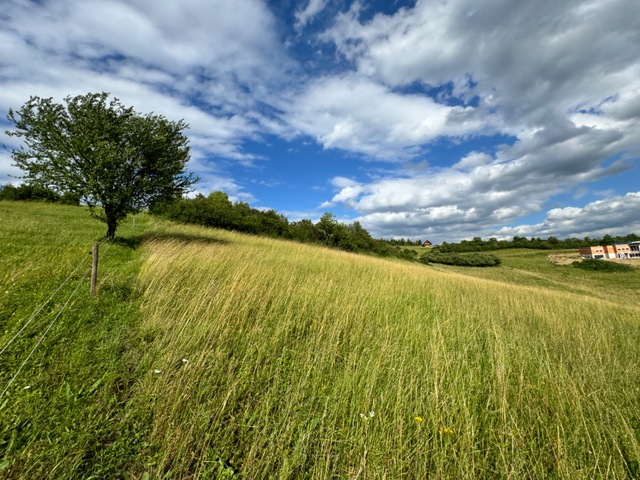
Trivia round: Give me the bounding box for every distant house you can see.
[580,242,640,260]
[580,246,606,259]
[422,240,433,248]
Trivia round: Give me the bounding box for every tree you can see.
[316,212,349,248]
[6,92,197,239]
[601,234,615,245]
[289,219,321,243]
[344,221,375,252]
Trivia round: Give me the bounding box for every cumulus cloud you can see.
[325,0,640,113]
[284,74,492,159]
[325,134,635,241]
[0,0,295,199]
[342,2,633,153]
[2,0,638,242]
[1,0,288,84]
[496,193,640,240]
[308,0,640,240]
[0,153,22,186]
[321,0,640,141]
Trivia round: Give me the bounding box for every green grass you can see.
[1,201,640,478]
[440,248,640,308]
[0,202,153,478]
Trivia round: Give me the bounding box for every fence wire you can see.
[0,267,91,401]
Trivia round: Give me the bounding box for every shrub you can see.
[0,183,60,202]
[59,191,82,205]
[420,252,502,267]
[572,259,634,272]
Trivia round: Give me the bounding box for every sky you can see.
[1,0,639,243]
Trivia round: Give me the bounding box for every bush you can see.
[420,252,502,267]
[0,183,81,204]
[59,191,82,205]
[572,259,634,272]
[0,183,60,202]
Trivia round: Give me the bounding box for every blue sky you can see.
[1,0,639,243]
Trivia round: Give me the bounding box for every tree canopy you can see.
[6,92,197,239]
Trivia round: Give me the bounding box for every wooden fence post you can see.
[90,243,99,296]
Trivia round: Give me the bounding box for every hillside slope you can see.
[1,202,639,478]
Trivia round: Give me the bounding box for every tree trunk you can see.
[104,205,118,241]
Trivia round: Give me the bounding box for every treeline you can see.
[435,233,640,253]
[0,183,80,205]
[7,183,632,267]
[379,238,424,247]
[153,192,415,259]
[156,193,505,267]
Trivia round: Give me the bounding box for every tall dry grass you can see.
[132,223,640,478]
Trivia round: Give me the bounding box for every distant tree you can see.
[437,241,453,253]
[231,201,257,233]
[289,219,321,244]
[202,191,237,229]
[562,237,582,248]
[316,213,349,248]
[601,234,615,245]
[0,183,58,202]
[6,92,197,239]
[342,221,375,252]
[0,182,83,205]
[256,209,289,238]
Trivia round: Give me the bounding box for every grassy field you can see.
[1,201,639,478]
[429,248,640,308]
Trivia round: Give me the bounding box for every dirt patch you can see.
[547,253,581,265]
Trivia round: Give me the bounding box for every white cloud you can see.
[2,0,639,243]
[3,0,287,83]
[284,74,492,159]
[322,0,640,141]
[351,182,640,243]
[324,131,635,241]
[295,0,329,32]
[0,128,24,185]
[0,0,290,124]
[0,0,296,201]
[496,193,640,240]
[453,152,493,170]
[0,153,22,186]
[331,177,360,188]
[306,0,640,240]
[326,0,639,107]
[318,0,639,152]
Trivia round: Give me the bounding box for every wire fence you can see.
[0,251,90,356]
[0,239,113,401]
[0,267,90,400]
